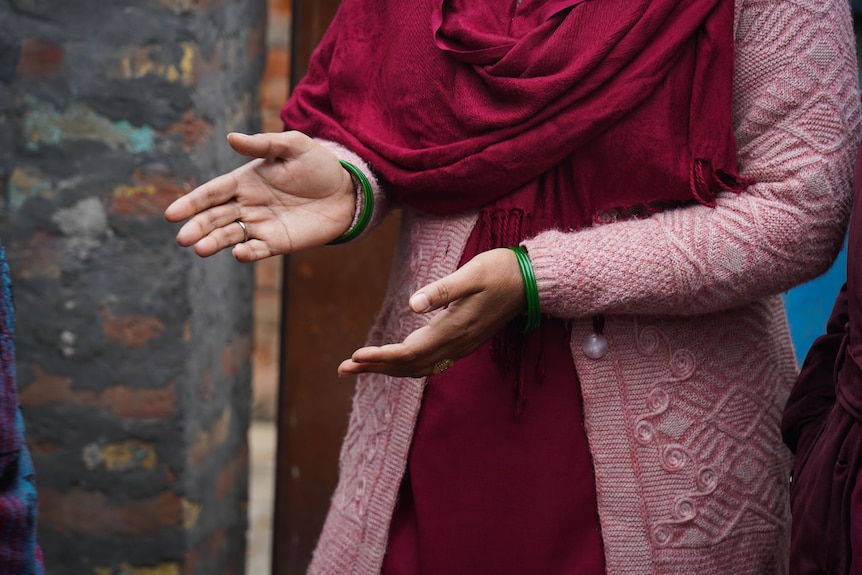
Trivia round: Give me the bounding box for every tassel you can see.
[481,207,535,415]
[691,158,754,207]
[690,158,717,207]
[714,168,755,194]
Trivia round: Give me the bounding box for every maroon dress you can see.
[382,163,606,574]
[782,145,862,574]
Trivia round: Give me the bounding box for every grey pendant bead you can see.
[583,332,608,359]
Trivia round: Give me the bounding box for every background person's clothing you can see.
[0,243,44,575]
[783,144,862,574]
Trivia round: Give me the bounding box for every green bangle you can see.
[508,246,540,333]
[327,160,374,245]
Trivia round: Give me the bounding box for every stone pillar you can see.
[0,1,265,573]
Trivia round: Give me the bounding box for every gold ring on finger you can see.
[431,358,454,375]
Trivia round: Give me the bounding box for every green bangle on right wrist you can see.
[508,246,541,333]
[327,160,374,245]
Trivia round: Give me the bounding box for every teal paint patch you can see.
[22,97,155,153]
[124,122,155,153]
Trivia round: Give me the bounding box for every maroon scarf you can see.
[282,0,748,216]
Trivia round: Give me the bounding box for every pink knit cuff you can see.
[521,233,582,318]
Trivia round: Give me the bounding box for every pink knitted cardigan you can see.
[309,0,862,573]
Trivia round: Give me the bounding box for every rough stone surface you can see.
[0,0,264,573]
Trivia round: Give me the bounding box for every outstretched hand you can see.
[338,248,528,378]
[165,131,357,262]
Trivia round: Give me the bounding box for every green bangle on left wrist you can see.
[508,245,541,333]
[327,160,374,245]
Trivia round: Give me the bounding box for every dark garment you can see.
[782,144,862,574]
[0,243,44,575]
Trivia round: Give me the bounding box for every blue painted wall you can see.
[783,239,847,364]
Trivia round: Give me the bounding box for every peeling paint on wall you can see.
[7,167,53,212]
[22,98,155,153]
[82,440,158,472]
[117,43,196,86]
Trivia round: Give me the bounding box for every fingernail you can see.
[410,292,431,312]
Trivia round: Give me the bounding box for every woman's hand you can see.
[164,131,357,262]
[338,248,528,378]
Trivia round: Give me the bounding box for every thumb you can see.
[227,131,313,160]
[409,274,466,314]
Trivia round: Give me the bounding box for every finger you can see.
[338,358,391,377]
[338,353,458,378]
[191,220,248,258]
[227,131,313,160]
[337,357,433,378]
[409,266,481,313]
[349,324,456,368]
[175,203,242,247]
[231,239,275,263]
[165,171,241,222]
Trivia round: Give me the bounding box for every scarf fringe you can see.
[691,158,753,207]
[480,208,538,415]
[593,159,754,225]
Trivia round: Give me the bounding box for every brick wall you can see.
[0,1,265,573]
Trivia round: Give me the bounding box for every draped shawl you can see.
[282,0,747,216]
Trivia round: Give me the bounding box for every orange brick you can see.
[39,487,182,534]
[164,109,215,151]
[109,171,193,217]
[221,333,252,378]
[16,38,65,78]
[215,442,248,499]
[268,0,291,17]
[19,366,179,419]
[103,310,165,348]
[187,408,231,467]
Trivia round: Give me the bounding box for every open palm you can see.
[165,131,356,262]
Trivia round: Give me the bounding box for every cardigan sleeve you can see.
[522,0,861,319]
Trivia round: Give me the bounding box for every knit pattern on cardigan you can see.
[309,0,862,573]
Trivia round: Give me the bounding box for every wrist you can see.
[508,245,540,333]
[327,160,374,245]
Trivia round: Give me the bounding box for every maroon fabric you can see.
[382,157,605,573]
[281,0,746,217]
[782,144,862,573]
[382,320,605,575]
